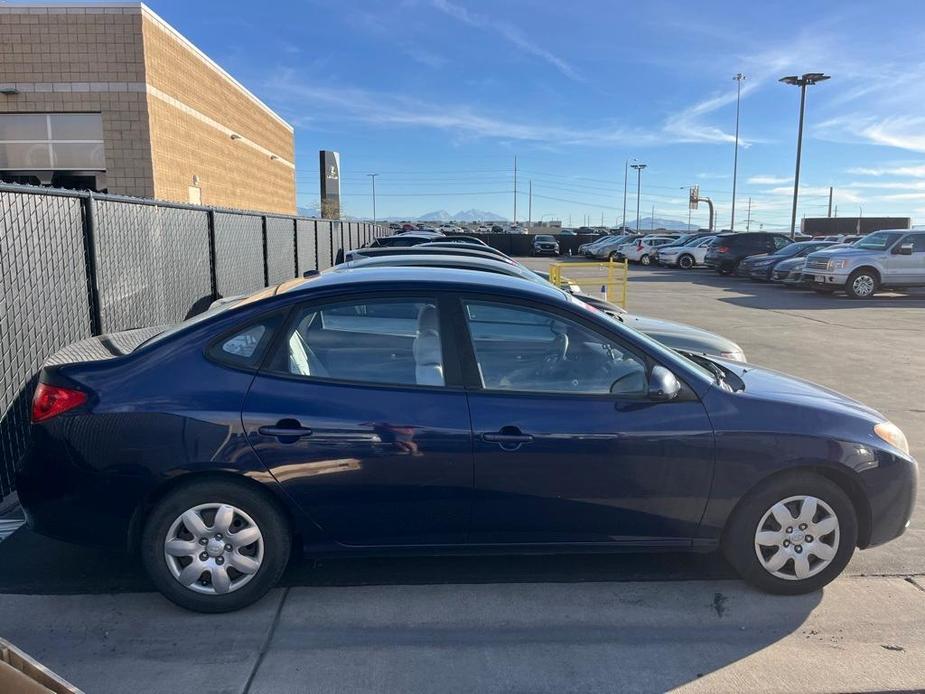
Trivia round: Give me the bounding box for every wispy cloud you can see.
[748,175,792,185]
[846,163,925,177]
[662,83,762,145]
[697,172,729,179]
[430,0,583,82]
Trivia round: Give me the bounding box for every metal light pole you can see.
[367,173,378,225]
[630,162,646,232]
[780,72,831,239]
[622,159,628,229]
[730,73,746,230]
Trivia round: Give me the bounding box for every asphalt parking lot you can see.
[1,260,923,693]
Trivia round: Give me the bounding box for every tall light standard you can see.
[367,173,378,225]
[621,159,628,229]
[680,186,692,230]
[780,72,831,239]
[730,72,746,230]
[630,162,646,232]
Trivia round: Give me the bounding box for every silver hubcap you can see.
[641,255,650,265]
[164,503,264,595]
[754,495,839,581]
[852,275,874,296]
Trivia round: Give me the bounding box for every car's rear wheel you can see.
[609,251,619,260]
[717,262,733,276]
[639,254,651,266]
[845,269,878,299]
[141,479,291,613]
[723,472,857,595]
[678,254,694,269]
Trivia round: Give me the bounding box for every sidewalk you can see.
[1,577,922,693]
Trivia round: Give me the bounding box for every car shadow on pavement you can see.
[0,527,740,594]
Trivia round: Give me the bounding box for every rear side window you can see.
[269,298,445,387]
[208,313,284,370]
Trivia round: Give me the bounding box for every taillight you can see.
[32,383,87,423]
[717,246,729,253]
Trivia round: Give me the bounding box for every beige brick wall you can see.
[0,5,296,214]
[140,12,295,214]
[0,9,154,198]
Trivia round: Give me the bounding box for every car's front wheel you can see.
[845,269,879,299]
[639,254,651,266]
[723,472,857,595]
[678,254,694,269]
[141,479,291,613]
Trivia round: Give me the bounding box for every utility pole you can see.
[601,211,604,226]
[827,186,833,217]
[367,173,378,225]
[745,197,752,231]
[622,159,628,229]
[630,162,646,232]
[651,205,654,231]
[780,72,831,239]
[528,179,532,228]
[731,73,746,230]
[513,156,517,224]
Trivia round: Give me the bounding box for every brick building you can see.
[0,2,296,214]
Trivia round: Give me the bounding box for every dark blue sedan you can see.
[18,267,917,612]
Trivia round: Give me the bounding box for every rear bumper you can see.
[16,428,146,548]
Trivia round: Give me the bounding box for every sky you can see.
[147,0,925,227]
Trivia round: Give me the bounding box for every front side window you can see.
[273,298,444,387]
[463,301,647,396]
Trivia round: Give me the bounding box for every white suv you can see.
[622,236,676,265]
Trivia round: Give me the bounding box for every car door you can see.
[884,234,925,285]
[456,297,715,546]
[242,294,473,546]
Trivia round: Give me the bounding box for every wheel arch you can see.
[850,265,882,284]
[722,464,872,549]
[126,470,301,555]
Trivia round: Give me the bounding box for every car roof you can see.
[278,265,566,300]
[341,253,535,277]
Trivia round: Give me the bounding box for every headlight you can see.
[827,259,849,271]
[874,421,910,456]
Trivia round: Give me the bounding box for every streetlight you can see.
[367,173,378,225]
[730,73,746,230]
[780,72,831,239]
[630,162,646,232]
[681,186,692,230]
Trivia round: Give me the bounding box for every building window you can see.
[0,113,106,171]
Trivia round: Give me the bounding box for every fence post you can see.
[81,191,103,336]
[261,215,269,287]
[206,209,218,300]
[292,218,299,278]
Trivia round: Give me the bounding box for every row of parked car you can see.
[581,228,925,299]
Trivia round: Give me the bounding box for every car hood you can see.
[623,314,744,359]
[718,361,883,420]
[806,246,870,260]
[774,257,805,271]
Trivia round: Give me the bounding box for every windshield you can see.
[852,231,904,250]
[772,243,803,257]
[535,235,554,242]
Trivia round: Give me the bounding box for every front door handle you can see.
[258,420,313,440]
[482,426,534,450]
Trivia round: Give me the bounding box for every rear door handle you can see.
[258,424,313,439]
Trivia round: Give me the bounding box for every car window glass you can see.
[274,299,444,386]
[463,301,647,396]
[208,314,282,370]
[908,235,925,252]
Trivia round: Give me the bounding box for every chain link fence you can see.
[0,183,383,500]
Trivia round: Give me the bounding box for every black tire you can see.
[609,251,619,260]
[723,472,857,595]
[141,479,291,613]
[844,268,879,299]
[678,254,694,269]
[717,263,733,276]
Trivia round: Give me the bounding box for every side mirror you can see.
[896,243,914,256]
[648,365,681,402]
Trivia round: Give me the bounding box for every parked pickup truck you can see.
[802,229,925,298]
